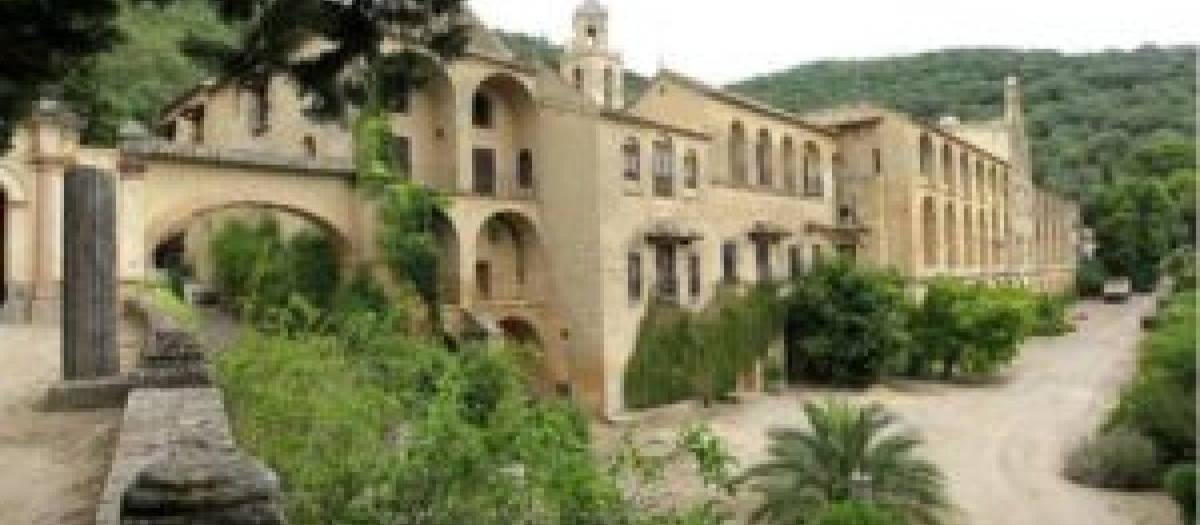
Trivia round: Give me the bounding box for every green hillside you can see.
[730,47,1197,196]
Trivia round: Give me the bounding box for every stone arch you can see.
[145,200,353,286]
[497,315,566,393]
[468,73,537,198]
[472,209,545,303]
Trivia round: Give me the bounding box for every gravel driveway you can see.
[611,295,1179,525]
[0,324,120,525]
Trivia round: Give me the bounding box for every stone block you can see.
[44,376,131,410]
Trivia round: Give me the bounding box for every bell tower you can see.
[560,1,624,110]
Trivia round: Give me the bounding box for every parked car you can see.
[1103,278,1132,303]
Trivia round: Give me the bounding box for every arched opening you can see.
[756,128,773,186]
[782,136,797,193]
[470,75,536,199]
[475,211,544,304]
[918,134,934,178]
[922,197,938,269]
[652,137,675,197]
[944,204,958,268]
[942,144,955,193]
[979,209,989,269]
[730,121,748,185]
[148,205,349,299]
[498,316,557,391]
[803,141,822,196]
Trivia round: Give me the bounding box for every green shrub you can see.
[1111,290,1197,464]
[1165,249,1197,292]
[1076,257,1107,297]
[624,284,782,409]
[1065,427,1161,489]
[907,280,1032,379]
[813,501,906,525]
[1164,464,1196,524]
[782,260,911,386]
[1030,293,1072,336]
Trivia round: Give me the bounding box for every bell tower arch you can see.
[560,1,625,110]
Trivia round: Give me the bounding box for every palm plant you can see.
[741,399,947,525]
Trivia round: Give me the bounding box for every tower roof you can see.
[576,0,607,16]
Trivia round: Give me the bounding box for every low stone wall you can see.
[97,300,285,525]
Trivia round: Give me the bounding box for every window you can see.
[730,121,747,185]
[918,134,933,177]
[476,261,492,300]
[628,252,642,301]
[622,138,641,181]
[975,160,986,201]
[472,147,496,195]
[248,79,269,136]
[572,68,584,91]
[517,149,534,190]
[782,136,797,193]
[163,120,178,142]
[688,254,701,298]
[389,134,411,178]
[721,242,738,282]
[302,135,317,158]
[755,241,771,282]
[683,149,699,189]
[586,25,598,45]
[803,142,823,197]
[788,245,802,278]
[652,140,674,197]
[472,93,493,128]
[960,153,971,198]
[756,129,773,186]
[872,148,882,174]
[811,245,823,268]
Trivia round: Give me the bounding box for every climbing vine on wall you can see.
[354,94,447,335]
[623,284,783,409]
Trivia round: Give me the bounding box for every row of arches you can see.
[729,122,824,196]
[918,133,1008,204]
[920,197,1006,271]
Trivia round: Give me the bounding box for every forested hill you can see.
[730,47,1197,196]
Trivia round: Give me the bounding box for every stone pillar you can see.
[62,166,119,379]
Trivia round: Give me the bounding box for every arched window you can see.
[730,121,747,185]
[960,152,971,198]
[803,142,822,197]
[918,134,934,178]
[975,160,986,202]
[942,144,955,192]
[922,197,938,269]
[756,128,773,186]
[472,92,493,128]
[622,138,641,181]
[782,136,797,193]
[683,149,699,189]
[945,204,958,268]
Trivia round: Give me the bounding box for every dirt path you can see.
[0,324,120,525]
[612,296,1178,525]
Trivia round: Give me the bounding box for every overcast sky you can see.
[470,0,1198,85]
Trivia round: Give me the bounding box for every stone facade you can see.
[0,3,1080,415]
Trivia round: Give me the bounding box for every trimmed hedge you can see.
[1065,427,1161,489]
